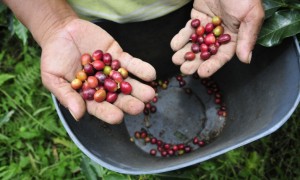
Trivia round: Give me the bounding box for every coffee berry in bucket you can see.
[185,16,231,61]
[71,50,132,103]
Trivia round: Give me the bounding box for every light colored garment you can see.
[67,0,191,23]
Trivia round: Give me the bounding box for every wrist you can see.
[2,0,78,47]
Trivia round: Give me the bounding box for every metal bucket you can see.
[52,3,300,175]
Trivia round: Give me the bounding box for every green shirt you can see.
[67,0,191,23]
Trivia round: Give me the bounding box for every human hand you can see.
[41,19,156,124]
[171,0,264,77]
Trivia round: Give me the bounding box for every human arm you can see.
[171,0,265,77]
[3,0,156,124]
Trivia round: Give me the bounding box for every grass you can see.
[0,5,300,180]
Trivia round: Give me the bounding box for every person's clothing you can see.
[67,0,191,23]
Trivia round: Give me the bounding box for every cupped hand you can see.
[41,19,156,124]
[171,0,264,77]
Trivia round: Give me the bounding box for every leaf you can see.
[81,156,98,180]
[0,134,9,141]
[0,74,15,86]
[262,0,284,19]
[103,173,128,180]
[12,17,28,46]
[18,129,41,140]
[0,110,14,127]
[257,10,300,47]
[53,138,76,149]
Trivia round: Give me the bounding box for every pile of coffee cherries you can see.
[134,129,195,157]
[132,74,227,157]
[71,50,132,103]
[185,16,231,61]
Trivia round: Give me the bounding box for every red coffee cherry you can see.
[184,52,196,61]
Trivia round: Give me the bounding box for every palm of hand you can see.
[171,0,264,77]
[41,19,156,123]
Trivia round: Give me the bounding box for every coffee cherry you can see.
[81,53,92,66]
[196,26,205,36]
[190,33,198,43]
[208,44,218,55]
[102,53,112,65]
[120,81,132,95]
[94,71,107,84]
[168,149,175,156]
[176,75,183,81]
[218,34,231,44]
[109,70,123,83]
[184,145,192,153]
[118,67,129,79]
[82,81,91,91]
[83,64,94,75]
[104,78,118,92]
[191,19,201,28]
[198,141,205,147]
[103,66,112,75]
[92,60,105,70]
[106,92,118,103]
[200,51,211,60]
[134,131,141,139]
[179,80,186,87]
[205,23,214,33]
[212,16,222,26]
[191,43,200,53]
[145,102,152,109]
[150,149,157,156]
[87,76,99,89]
[200,43,208,52]
[150,137,157,144]
[204,33,216,45]
[150,105,157,113]
[197,36,204,44]
[92,50,103,61]
[82,88,96,100]
[71,78,83,90]
[76,70,87,81]
[111,59,121,70]
[94,89,106,102]
[213,25,224,37]
[184,52,196,61]
[152,96,158,103]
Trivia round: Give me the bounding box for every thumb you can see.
[236,3,264,63]
[42,72,86,121]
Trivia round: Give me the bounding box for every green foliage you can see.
[258,0,300,47]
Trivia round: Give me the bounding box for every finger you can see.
[125,77,155,102]
[42,72,86,121]
[172,43,192,65]
[236,3,265,63]
[170,19,194,51]
[197,41,236,77]
[113,94,145,115]
[172,43,203,75]
[171,10,212,51]
[180,57,202,75]
[86,100,124,124]
[113,51,156,82]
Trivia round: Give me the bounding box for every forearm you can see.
[3,0,78,46]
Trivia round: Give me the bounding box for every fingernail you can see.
[69,109,79,121]
[247,51,252,64]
